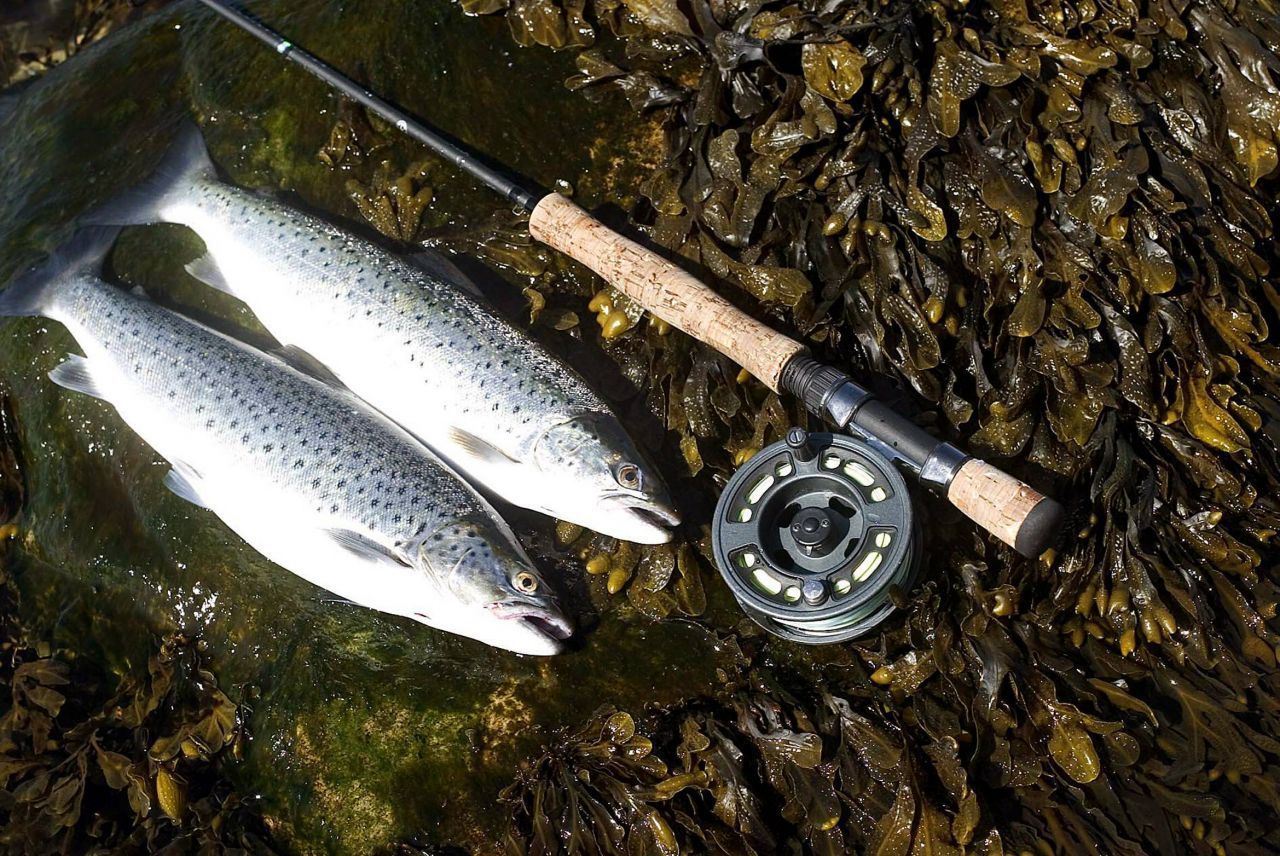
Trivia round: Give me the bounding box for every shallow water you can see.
[0,2,729,850]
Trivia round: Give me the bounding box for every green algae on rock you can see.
[0,398,271,852]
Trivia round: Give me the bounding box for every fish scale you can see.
[0,228,573,654]
[87,124,679,544]
[67,278,473,540]
[196,186,606,448]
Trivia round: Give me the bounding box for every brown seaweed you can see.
[460,0,1280,852]
[0,625,274,853]
[0,405,274,852]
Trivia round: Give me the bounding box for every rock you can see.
[0,2,719,851]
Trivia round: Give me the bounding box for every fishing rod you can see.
[193,0,1065,642]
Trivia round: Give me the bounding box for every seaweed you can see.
[1,0,165,86]
[7,0,1280,849]
[0,632,274,853]
[0,395,276,854]
[466,0,1280,852]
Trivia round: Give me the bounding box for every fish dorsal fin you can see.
[405,250,483,299]
[274,344,348,389]
[184,253,236,296]
[325,528,413,568]
[163,461,210,509]
[48,355,106,401]
[446,427,521,467]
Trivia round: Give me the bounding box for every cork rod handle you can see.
[528,193,806,392]
[947,459,1065,557]
[529,193,1064,555]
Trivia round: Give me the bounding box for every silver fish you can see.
[87,123,679,544]
[0,228,572,655]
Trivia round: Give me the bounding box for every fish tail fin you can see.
[0,227,121,317]
[81,119,215,227]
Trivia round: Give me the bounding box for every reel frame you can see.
[712,429,920,644]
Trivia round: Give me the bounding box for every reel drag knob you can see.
[711,432,920,644]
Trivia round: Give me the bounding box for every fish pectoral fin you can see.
[325,528,413,568]
[184,253,236,296]
[163,462,211,510]
[48,355,106,401]
[275,345,348,390]
[446,427,521,467]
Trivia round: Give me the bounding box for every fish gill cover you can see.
[0,0,1279,853]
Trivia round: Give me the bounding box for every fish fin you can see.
[162,462,211,509]
[81,119,215,227]
[404,250,483,299]
[0,227,121,317]
[274,345,347,389]
[48,354,107,401]
[184,253,237,296]
[325,529,413,568]
[446,426,521,466]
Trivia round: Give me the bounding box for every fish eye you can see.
[615,463,641,490]
[513,572,539,594]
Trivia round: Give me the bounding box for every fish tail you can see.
[0,227,121,317]
[80,119,215,227]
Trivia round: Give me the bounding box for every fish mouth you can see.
[489,600,575,642]
[598,494,681,544]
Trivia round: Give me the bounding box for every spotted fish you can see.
[0,228,573,655]
[86,123,679,544]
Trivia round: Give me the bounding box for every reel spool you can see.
[711,429,919,644]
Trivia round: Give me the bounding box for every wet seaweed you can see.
[4,0,1280,849]
[0,631,276,854]
[0,396,275,854]
[464,0,1280,852]
[0,0,166,86]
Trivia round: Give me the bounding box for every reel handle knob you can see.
[946,459,1065,558]
[785,427,816,462]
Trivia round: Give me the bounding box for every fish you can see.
[0,228,573,656]
[85,123,680,544]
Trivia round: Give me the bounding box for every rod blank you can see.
[194,0,540,210]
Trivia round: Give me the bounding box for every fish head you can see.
[415,517,573,656]
[532,414,680,544]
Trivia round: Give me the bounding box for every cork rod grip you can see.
[947,459,1065,557]
[529,193,806,392]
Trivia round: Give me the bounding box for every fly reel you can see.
[712,428,919,644]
